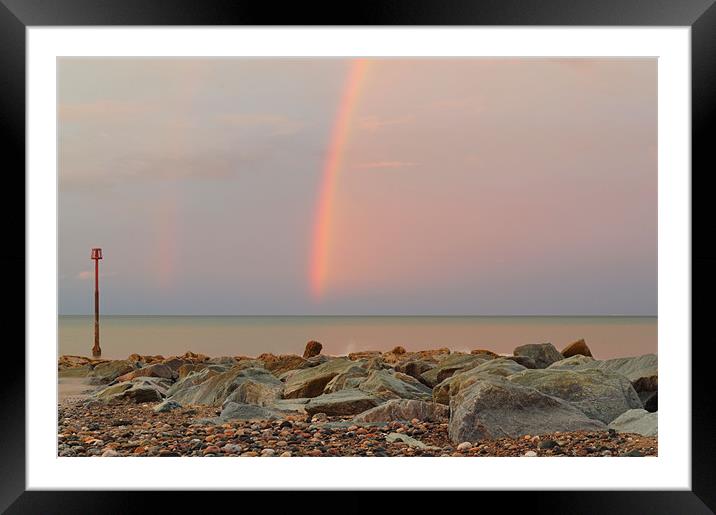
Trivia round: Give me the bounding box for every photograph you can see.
[56,56,659,459]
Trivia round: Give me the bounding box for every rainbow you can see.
[309,58,370,299]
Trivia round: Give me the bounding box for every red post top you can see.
[91,248,103,260]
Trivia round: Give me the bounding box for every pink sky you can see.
[58,58,656,315]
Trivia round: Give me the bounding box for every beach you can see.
[57,339,658,458]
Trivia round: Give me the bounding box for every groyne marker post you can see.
[91,248,103,357]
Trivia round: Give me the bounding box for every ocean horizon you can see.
[58,315,657,360]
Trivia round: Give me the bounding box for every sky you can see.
[58,58,657,316]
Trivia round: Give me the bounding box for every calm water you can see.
[58,316,657,360]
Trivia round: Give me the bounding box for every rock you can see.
[58,364,94,378]
[153,399,182,413]
[394,360,436,383]
[176,363,209,379]
[280,451,292,457]
[89,360,136,383]
[419,354,486,388]
[268,398,309,413]
[207,356,238,365]
[391,346,406,355]
[352,399,449,423]
[221,368,284,407]
[304,389,383,416]
[258,354,309,376]
[470,349,500,359]
[505,355,537,369]
[433,358,526,405]
[283,358,355,399]
[101,449,120,457]
[303,340,323,358]
[169,366,283,407]
[561,339,593,358]
[357,369,432,401]
[507,368,642,424]
[448,377,606,443]
[456,441,472,451]
[323,366,369,394]
[523,451,538,457]
[608,409,657,437]
[639,390,658,412]
[385,432,439,450]
[217,402,285,422]
[261,448,276,457]
[94,377,171,403]
[513,343,563,369]
[348,351,382,361]
[570,354,658,392]
[116,363,174,382]
[547,355,596,370]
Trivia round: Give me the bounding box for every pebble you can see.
[457,442,472,451]
[523,451,538,457]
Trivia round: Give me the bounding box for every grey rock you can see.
[154,399,182,413]
[639,390,658,412]
[94,377,171,403]
[448,377,606,443]
[323,365,369,394]
[304,389,383,416]
[394,360,436,383]
[513,343,564,369]
[570,353,658,392]
[169,366,283,407]
[419,354,487,388]
[353,399,449,423]
[358,369,433,401]
[89,360,136,383]
[385,432,439,450]
[608,409,658,437]
[283,358,356,398]
[433,358,526,405]
[507,368,642,423]
[547,355,596,370]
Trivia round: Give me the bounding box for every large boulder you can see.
[470,349,500,359]
[547,355,596,370]
[507,368,642,423]
[608,409,658,437]
[89,360,136,383]
[570,354,658,392]
[258,354,309,376]
[94,377,171,403]
[357,370,433,401]
[419,354,486,388]
[561,339,593,358]
[221,368,284,407]
[304,389,383,416]
[168,366,282,407]
[166,367,221,398]
[303,340,323,358]
[323,365,369,394]
[116,363,174,382]
[352,399,449,423]
[58,364,94,378]
[639,390,658,412]
[513,343,563,369]
[433,358,526,405]
[448,378,606,443]
[394,360,436,383]
[283,358,355,399]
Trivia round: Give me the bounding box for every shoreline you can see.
[58,341,658,457]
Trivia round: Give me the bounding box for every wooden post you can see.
[91,248,102,357]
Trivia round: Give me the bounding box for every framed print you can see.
[3,0,715,512]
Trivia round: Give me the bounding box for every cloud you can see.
[216,113,306,136]
[358,115,413,131]
[353,161,418,170]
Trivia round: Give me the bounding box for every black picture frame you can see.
[2,1,714,512]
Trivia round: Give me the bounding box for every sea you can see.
[58,315,657,360]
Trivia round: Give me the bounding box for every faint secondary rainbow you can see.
[310,59,370,299]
